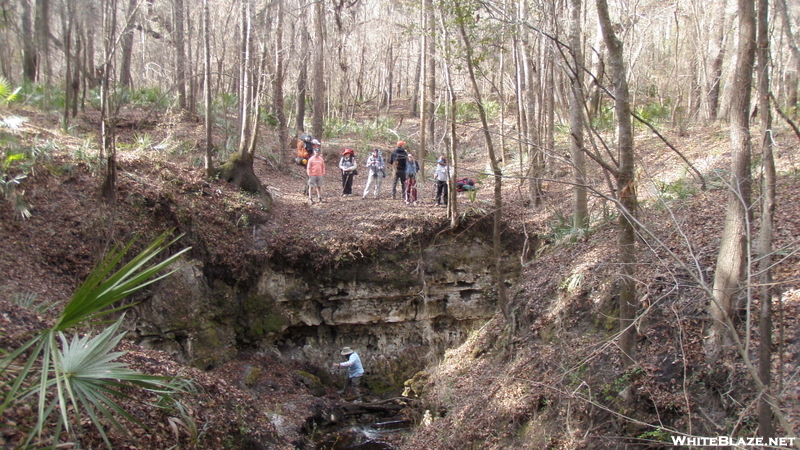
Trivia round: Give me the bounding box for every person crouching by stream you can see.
[333,347,364,398]
[306,147,325,204]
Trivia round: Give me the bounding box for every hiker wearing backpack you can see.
[405,153,420,205]
[339,148,358,197]
[433,155,452,207]
[306,147,326,204]
[389,141,409,200]
[362,148,385,199]
[295,134,314,166]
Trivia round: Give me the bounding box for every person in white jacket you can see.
[433,156,452,206]
[362,149,385,199]
[333,347,364,397]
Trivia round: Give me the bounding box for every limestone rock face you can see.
[133,234,519,384]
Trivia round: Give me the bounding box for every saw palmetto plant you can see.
[1,230,191,448]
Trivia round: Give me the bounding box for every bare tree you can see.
[755,0,776,437]
[35,0,51,83]
[457,11,507,322]
[569,0,588,229]
[708,0,756,354]
[596,0,637,366]
[60,0,76,131]
[296,25,309,132]
[272,0,289,162]
[312,0,325,139]
[776,0,800,108]
[99,0,119,204]
[203,0,214,177]
[174,0,187,110]
[21,0,37,82]
[422,0,435,172]
[118,0,138,88]
[218,0,272,210]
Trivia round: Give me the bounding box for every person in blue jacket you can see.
[333,346,364,397]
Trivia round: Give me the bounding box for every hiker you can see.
[405,152,420,205]
[362,148,385,199]
[389,141,409,200]
[306,147,326,204]
[433,155,452,207]
[295,134,314,166]
[333,347,364,397]
[339,148,358,197]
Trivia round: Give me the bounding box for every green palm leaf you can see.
[57,230,190,330]
[1,230,192,448]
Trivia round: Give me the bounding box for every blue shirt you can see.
[340,352,364,378]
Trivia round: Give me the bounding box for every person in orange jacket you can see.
[306,147,326,204]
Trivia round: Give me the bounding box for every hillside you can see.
[2,103,800,449]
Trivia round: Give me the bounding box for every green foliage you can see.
[638,428,671,443]
[129,87,171,109]
[635,100,671,124]
[437,99,501,123]
[10,291,59,314]
[0,77,22,106]
[71,139,104,174]
[0,134,54,220]
[559,272,584,293]
[656,176,697,201]
[324,116,399,144]
[21,82,67,111]
[0,231,192,448]
[591,105,616,132]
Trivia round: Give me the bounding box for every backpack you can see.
[405,160,419,176]
[456,178,476,192]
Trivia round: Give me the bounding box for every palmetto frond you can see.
[1,230,191,448]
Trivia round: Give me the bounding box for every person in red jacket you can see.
[306,147,326,204]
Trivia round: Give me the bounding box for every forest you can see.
[2,0,800,448]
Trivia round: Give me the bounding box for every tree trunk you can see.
[588,28,605,120]
[570,0,588,229]
[706,2,728,122]
[597,0,637,367]
[419,0,427,165]
[538,41,553,207]
[410,53,421,118]
[100,0,119,204]
[438,12,458,227]
[118,0,138,88]
[238,0,252,156]
[312,0,325,140]
[21,0,38,82]
[203,0,215,176]
[174,0,188,110]
[71,27,81,117]
[35,0,51,83]
[776,0,800,109]
[273,0,288,163]
[709,0,756,353]
[756,0,775,437]
[61,0,73,132]
[296,26,309,132]
[423,2,435,173]
[458,17,507,323]
[524,39,543,206]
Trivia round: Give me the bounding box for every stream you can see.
[313,418,412,450]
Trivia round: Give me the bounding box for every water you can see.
[313,421,412,450]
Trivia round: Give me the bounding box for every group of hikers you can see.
[295,135,464,206]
